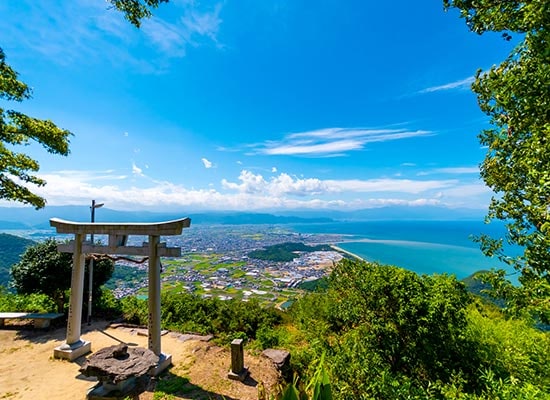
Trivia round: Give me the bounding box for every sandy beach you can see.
[329,244,365,261]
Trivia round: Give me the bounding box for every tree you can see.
[10,238,114,312]
[0,0,174,209]
[443,1,550,322]
[1,1,175,208]
[325,260,476,397]
[0,48,72,209]
[108,0,170,27]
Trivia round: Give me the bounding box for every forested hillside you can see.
[0,234,36,286]
[248,242,334,262]
[112,259,550,399]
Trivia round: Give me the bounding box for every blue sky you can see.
[0,0,516,213]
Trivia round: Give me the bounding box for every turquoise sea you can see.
[291,220,513,279]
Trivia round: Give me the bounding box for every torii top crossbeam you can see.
[50,217,191,235]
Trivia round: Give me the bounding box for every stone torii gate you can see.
[50,217,190,373]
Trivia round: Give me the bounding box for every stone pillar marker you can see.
[228,338,248,381]
[50,217,190,372]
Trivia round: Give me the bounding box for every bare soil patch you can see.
[0,320,281,400]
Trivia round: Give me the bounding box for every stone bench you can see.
[0,312,64,328]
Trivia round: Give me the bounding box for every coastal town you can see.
[108,224,347,306]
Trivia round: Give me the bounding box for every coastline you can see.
[329,244,366,262]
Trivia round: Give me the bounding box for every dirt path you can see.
[0,320,280,400]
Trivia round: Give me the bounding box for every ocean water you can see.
[291,220,512,279]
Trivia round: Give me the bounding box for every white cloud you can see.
[420,76,475,93]
[201,158,213,168]
[253,127,432,156]
[271,167,277,173]
[221,170,456,197]
[264,139,365,156]
[132,163,144,176]
[17,168,490,211]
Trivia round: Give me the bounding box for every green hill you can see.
[0,233,36,287]
[248,242,333,262]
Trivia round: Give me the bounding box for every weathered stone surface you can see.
[170,332,214,342]
[80,345,159,384]
[262,349,291,380]
[112,344,128,358]
[261,349,290,369]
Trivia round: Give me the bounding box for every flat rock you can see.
[170,332,214,342]
[136,328,169,337]
[80,344,159,384]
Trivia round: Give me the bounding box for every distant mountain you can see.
[0,206,333,229]
[188,213,332,225]
[0,204,486,230]
[0,220,31,229]
[276,206,486,221]
[0,233,36,287]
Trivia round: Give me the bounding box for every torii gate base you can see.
[50,217,190,375]
[54,339,92,362]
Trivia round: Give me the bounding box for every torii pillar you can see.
[50,217,190,374]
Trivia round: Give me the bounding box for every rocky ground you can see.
[0,320,282,399]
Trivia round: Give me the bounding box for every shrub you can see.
[0,287,57,313]
[120,295,148,325]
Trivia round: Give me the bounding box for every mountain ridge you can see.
[0,205,485,229]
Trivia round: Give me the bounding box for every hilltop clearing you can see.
[0,320,280,400]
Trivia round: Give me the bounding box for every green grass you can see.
[231,270,246,279]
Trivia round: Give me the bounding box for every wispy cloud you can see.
[180,2,223,45]
[0,0,224,72]
[324,178,456,194]
[252,127,432,156]
[141,3,223,58]
[417,166,479,176]
[43,170,128,182]
[420,76,474,94]
[433,167,479,174]
[439,183,491,198]
[142,18,188,58]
